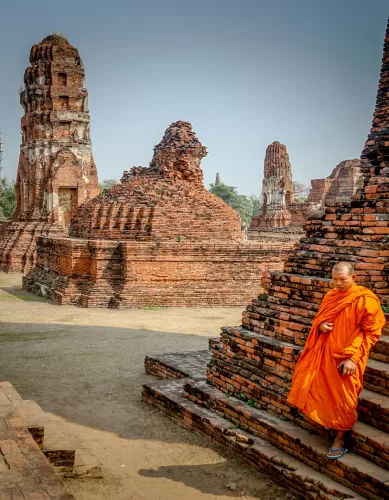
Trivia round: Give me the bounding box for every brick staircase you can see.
[143,328,389,499]
[0,381,100,499]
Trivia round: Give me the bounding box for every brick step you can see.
[142,379,364,500]
[0,382,101,478]
[144,345,389,435]
[358,388,389,432]
[183,379,389,500]
[364,358,389,396]
[145,350,210,380]
[214,327,389,397]
[42,417,102,478]
[185,377,389,473]
[0,381,74,499]
[144,349,389,474]
[370,335,389,363]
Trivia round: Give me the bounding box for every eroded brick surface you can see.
[308,159,364,210]
[0,35,99,273]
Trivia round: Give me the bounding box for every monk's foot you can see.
[327,437,348,460]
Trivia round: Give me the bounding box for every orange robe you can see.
[287,285,386,430]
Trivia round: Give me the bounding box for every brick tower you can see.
[143,18,389,499]
[0,34,99,272]
[251,141,295,228]
[14,34,99,226]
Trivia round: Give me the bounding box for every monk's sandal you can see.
[327,448,348,460]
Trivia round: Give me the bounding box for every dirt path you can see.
[0,273,295,500]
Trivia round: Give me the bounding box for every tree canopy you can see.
[209,182,261,231]
[0,178,16,220]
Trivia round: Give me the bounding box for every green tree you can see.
[0,178,16,220]
[209,182,260,231]
[99,179,118,193]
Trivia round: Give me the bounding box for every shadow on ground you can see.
[0,321,214,444]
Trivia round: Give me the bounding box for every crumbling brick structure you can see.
[0,35,99,272]
[249,145,364,244]
[24,121,296,307]
[248,141,306,243]
[308,159,363,211]
[143,18,389,499]
[250,141,296,229]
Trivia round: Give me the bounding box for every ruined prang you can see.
[0,35,99,272]
[14,34,99,225]
[251,141,295,228]
[248,141,306,243]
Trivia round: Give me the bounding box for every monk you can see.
[287,262,386,459]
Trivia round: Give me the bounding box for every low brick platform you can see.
[0,381,100,499]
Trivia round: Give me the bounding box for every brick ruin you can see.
[248,141,306,243]
[23,121,296,307]
[248,143,365,245]
[250,141,297,228]
[0,35,99,273]
[308,158,364,212]
[143,18,389,500]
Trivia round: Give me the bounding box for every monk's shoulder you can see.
[356,287,382,312]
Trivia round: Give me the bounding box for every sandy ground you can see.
[0,273,295,500]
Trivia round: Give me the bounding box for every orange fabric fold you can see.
[287,285,386,430]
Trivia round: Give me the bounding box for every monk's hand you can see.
[319,321,333,333]
[338,359,356,376]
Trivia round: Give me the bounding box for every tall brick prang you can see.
[250,141,295,229]
[248,141,306,244]
[0,35,99,272]
[143,18,389,500]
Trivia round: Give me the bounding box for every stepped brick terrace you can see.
[0,35,99,273]
[142,17,389,500]
[23,121,297,307]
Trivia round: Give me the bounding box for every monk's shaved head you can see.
[332,262,357,292]
[332,262,355,276]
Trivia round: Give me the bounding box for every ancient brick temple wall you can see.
[0,34,99,273]
[69,121,241,243]
[23,237,292,307]
[24,121,296,307]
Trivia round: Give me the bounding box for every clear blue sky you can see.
[0,1,388,196]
